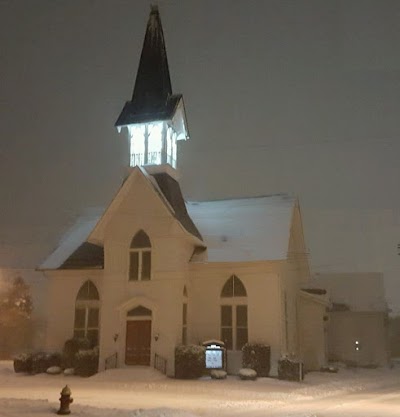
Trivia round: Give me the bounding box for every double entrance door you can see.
[125,320,151,365]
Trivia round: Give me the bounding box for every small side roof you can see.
[187,194,296,263]
[39,210,102,270]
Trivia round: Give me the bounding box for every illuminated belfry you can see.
[115,5,189,169]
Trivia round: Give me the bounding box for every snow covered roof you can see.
[186,194,296,263]
[39,190,296,269]
[39,210,102,270]
[310,273,388,312]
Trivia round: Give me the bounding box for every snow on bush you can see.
[62,338,91,369]
[278,357,304,381]
[238,368,257,380]
[46,366,62,375]
[210,369,227,379]
[63,368,75,376]
[13,352,61,374]
[242,343,271,377]
[13,353,32,373]
[175,345,205,379]
[75,347,99,377]
[31,352,61,374]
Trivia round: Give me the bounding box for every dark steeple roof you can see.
[115,5,182,127]
[151,172,202,241]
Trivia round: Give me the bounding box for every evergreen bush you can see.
[74,347,99,377]
[278,357,304,381]
[62,338,91,369]
[242,343,271,377]
[175,344,205,379]
[31,352,61,374]
[13,353,33,373]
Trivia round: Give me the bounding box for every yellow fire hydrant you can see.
[57,385,73,415]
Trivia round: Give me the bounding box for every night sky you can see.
[1,1,400,312]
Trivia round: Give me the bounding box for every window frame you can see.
[220,275,248,351]
[74,281,100,347]
[129,231,152,281]
[182,286,188,345]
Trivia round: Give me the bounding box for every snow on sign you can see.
[203,340,225,369]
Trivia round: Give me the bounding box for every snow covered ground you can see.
[1,360,400,417]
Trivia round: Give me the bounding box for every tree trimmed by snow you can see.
[0,277,33,358]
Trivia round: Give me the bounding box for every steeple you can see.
[115,5,189,169]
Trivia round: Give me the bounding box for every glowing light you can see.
[128,121,178,168]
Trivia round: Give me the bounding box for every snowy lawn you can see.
[1,361,400,416]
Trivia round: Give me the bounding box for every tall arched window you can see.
[220,275,248,350]
[74,280,100,347]
[182,286,188,345]
[129,230,151,281]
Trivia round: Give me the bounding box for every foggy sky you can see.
[1,1,400,312]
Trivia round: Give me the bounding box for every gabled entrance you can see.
[125,305,152,366]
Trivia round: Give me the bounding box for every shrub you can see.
[242,343,271,377]
[175,344,205,379]
[74,347,99,377]
[278,357,304,381]
[31,352,61,374]
[13,353,33,373]
[62,338,91,369]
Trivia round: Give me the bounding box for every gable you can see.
[88,167,202,245]
[40,167,202,270]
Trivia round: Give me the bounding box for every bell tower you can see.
[115,5,189,169]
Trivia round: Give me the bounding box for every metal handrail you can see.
[154,353,167,375]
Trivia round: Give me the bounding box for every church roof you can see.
[187,194,296,263]
[39,210,102,270]
[115,5,181,127]
[151,172,202,241]
[39,168,201,270]
[39,184,296,269]
[60,242,103,269]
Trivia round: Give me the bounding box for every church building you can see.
[40,6,327,376]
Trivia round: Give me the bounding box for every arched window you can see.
[221,275,247,297]
[220,275,248,350]
[129,230,151,281]
[74,280,100,347]
[182,286,188,345]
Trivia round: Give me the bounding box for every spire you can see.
[115,5,189,169]
[132,5,172,105]
[115,5,183,127]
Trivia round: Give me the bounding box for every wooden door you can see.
[125,320,151,365]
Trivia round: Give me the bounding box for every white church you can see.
[40,6,328,376]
